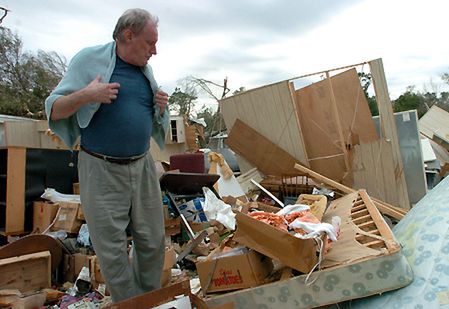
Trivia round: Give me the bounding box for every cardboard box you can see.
[51,202,83,233]
[33,201,59,233]
[233,211,318,273]
[63,253,91,282]
[196,247,273,293]
[63,254,75,283]
[178,197,207,223]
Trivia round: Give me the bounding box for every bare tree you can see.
[0,7,10,25]
[185,76,230,135]
[0,27,67,118]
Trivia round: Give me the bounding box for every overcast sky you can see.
[2,0,449,107]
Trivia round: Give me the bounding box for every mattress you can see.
[347,175,449,308]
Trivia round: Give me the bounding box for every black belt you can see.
[81,146,147,165]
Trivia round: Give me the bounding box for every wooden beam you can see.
[6,147,26,234]
[369,58,410,209]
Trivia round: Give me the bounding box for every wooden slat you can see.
[351,209,369,217]
[364,240,385,248]
[5,147,26,234]
[369,58,410,209]
[358,221,376,229]
[351,205,366,213]
[352,215,372,224]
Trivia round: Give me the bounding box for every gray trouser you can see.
[78,150,164,302]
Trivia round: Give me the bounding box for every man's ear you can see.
[123,29,133,42]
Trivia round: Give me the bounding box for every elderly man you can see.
[45,8,169,302]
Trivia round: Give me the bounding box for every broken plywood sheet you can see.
[220,81,308,167]
[294,68,378,185]
[433,127,449,151]
[418,105,449,140]
[226,119,302,176]
[428,138,449,165]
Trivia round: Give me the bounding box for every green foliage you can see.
[393,91,427,117]
[0,27,66,118]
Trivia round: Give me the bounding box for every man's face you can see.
[126,21,158,66]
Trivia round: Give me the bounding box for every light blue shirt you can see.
[45,41,169,150]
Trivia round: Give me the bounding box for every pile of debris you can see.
[2,58,449,308]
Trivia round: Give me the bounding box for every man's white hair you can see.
[113,8,158,41]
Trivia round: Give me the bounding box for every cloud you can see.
[2,0,449,100]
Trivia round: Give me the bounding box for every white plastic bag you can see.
[41,188,80,203]
[202,187,236,230]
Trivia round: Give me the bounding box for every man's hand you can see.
[155,89,168,115]
[50,75,120,121]
[85,75,120,104]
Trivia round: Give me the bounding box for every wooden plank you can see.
[0,251,51,292]
[105,279,191,309]
[294,163,406,220]
[220,81,308,165]
[5,147,26,234]
[4,121,40,148]
[369,58,410,209]
[226,119,302,176]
